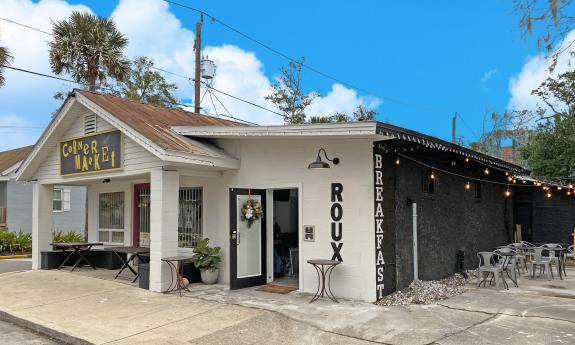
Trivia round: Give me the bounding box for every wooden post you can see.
[194,18,202,114]
[452,113,457,143]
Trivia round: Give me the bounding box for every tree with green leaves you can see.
[0,29,13,88]
[265,58,316,124]
[308,105,377,124]
[519,114,575,180]
[531,71,575,120]
[49,11,130,92]
[107,57,178,107]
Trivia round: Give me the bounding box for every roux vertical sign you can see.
[331,183,343,261]
[374,150,385,300]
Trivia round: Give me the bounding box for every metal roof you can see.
[376,122,528,174]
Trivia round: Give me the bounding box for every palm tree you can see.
[49,11,130,91]
[0,29,13,88]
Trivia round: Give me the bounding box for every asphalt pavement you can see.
[0,258,32,273]
[0,319,60,345]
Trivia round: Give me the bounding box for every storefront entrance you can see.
[133,183,150,247]
[229,188,267,289]
[272,189,299,288]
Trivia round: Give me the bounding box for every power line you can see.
[163,0,454,114]
[204,83,286,118]
[0,126,44,129]
[1,64,258,125]
[0,16,277,122]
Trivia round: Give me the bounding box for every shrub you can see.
[0,230,31,254]
[52,230,85,243]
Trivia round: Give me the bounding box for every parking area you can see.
[0,258,31,274]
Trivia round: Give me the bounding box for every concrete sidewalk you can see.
[0,269,574,344]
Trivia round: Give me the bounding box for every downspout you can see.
[411,201,419,303]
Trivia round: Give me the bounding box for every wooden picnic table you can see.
[51,242,103,272]
[104,246,150,282]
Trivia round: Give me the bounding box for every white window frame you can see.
[53,188,63,212]
[98,191,125,245]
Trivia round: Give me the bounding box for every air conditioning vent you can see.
[84,114,97,134]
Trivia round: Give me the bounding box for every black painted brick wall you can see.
[531,190,575,244]
[381,144,513,290]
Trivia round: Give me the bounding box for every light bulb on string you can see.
[465,157,470,163]
[483,168,490,175]
[546,191,552,198]
[507,176,513,182]
[430,171,435,180]
[465,181,471,190]
[569,184,573,189]
[567,190,572,196]
[395,157,400,165]
[557,186,562,191]
[505,188,511,197]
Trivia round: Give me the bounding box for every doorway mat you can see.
[256,284,297,294]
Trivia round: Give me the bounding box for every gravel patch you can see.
[375,274,470,306]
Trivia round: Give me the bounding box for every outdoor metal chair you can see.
[530,247,553,280]
[508,243,528,274]
[542,244,563,279]
[567,245,574,261]
[477,252,506,289]
[494,247,519,282]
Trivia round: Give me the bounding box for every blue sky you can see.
[0,0,571,151]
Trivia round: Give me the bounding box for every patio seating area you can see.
[477,241,574,289]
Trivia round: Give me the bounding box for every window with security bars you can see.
[178,187,203,248]
[99,192,124,229]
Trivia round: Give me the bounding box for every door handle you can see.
[238,231,240,245]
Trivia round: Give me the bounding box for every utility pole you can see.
[194,15,203,114]
[452,112,457,144]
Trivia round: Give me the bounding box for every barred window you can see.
[99,192,125,229]
[178,187,202,248]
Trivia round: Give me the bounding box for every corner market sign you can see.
[60,130,123,176]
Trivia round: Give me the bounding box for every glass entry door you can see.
[229,188,267,289]
[133,183,150,247]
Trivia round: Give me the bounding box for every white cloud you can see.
[0,0,381,136]
[0,114,42,151]
[480,69,497,83]
[307,83,382,118]
[508,30,575,111]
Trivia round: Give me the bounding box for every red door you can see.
[133,183,150,247]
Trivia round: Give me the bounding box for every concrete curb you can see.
[0,254,32,259]
[0,310,94,345]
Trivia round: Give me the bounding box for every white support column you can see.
[149,168,179,292]
[32,183,53,270]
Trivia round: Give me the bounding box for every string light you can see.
[505,188,511,197]
[557,186,562,191]
[430,171,435,180]
[507,176,513,182]
[483,168,490,175]
[465,157,470,163]
[567,190,572,196]
[569,184,573,189]
[512,179,517,184]
[546,191,552,198]
[465,181,471,190]
[395,157,400,165]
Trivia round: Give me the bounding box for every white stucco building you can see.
[18,90,529,302]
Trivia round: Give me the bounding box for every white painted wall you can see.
[180,138,376,301]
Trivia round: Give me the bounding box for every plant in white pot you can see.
[192,238,221,284]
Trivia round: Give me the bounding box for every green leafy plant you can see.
[52,230,85,243]
[191,238,221,272]
[0,230,31,254]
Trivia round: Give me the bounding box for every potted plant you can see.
[192,238,221,284]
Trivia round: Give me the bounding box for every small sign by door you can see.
[304,225,315,241]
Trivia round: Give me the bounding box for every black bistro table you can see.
[307,259,341,303]
[162,256,193,296]
[51,242,103,272]
[105,246,150,282]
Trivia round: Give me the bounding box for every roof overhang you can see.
[172,121,390,139]
[17,93,240,182]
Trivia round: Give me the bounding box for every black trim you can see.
[229,188,267,290]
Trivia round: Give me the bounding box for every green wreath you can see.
[241,198,264,228]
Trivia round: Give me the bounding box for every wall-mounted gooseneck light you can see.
[308,148,340,170]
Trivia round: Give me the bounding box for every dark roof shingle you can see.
[0,145,34,173]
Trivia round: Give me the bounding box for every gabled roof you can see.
[17,91,244,181]
[77,90,247,154]
[0,145,34,175]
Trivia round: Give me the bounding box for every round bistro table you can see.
[307,259,341,303]
[162,256,193,296]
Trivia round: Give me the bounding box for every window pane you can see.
[53,189,62,200]
[178,187,202,248]
[99,192,124,229]
[53,200,62,211]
